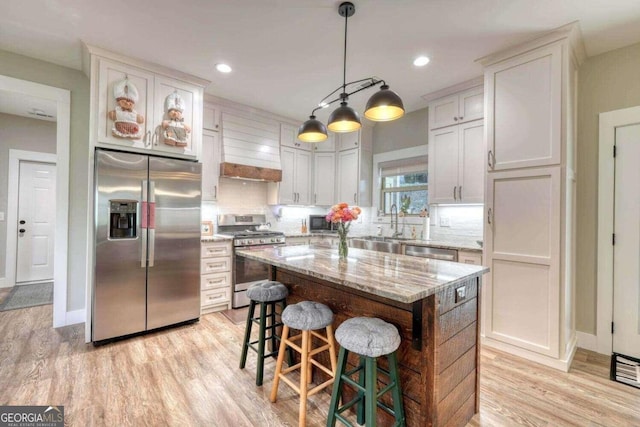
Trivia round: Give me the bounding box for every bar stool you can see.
[327,317,405,427]
[239,280,290,386]
[270,301,338,427]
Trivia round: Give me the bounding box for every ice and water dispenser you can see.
[109,200,137,239]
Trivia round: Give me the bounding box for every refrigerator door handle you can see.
[141,180,148,268]
[148,181,156,267]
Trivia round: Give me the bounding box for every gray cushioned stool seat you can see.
[282,301,334,331]
[335,317,401,358]
[246,281,288,302]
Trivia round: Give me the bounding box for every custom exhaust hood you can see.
[219,110,282,182]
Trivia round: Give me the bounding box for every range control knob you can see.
[259,239,266,244]
[247,240,253,245]
[270,238,275,243]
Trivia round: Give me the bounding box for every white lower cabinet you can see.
[484,167,561,358]
[458,251,482,265]
[200,241,232,314]
[285,236,310,246]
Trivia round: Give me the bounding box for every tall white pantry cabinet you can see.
[479,23,584,371]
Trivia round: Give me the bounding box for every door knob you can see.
[19,220,26,224]
[19,229,26,233]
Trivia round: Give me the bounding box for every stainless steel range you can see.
[217,214,286,308]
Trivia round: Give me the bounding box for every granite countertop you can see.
[236,245,488,304]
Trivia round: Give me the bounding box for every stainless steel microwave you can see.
[309,215,336,233]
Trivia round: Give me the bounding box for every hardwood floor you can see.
[1,305,638,426]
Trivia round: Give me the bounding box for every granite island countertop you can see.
[236,244,488,304]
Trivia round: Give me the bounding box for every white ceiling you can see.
[2,0,640,124]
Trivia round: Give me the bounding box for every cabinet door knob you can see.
[19,228,26,233]
[19,220,26,225]
[454,117,458,121]
[459,116,463,120]
[453,186,457,201]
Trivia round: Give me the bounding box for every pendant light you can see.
[297,2,405,142]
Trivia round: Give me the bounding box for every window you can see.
[379,156,428,215]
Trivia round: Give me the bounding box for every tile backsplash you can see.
[203,178,483,239]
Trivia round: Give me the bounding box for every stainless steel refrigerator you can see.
[92,149,201,342]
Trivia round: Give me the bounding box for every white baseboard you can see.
[65,309,85,326]
[482,336,577,372]
[0,277,10,288]
[576,331,598,352]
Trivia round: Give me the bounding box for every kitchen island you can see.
[237,245,488,427]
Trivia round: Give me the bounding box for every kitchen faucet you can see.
[390,203,403,238]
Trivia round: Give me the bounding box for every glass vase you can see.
[337,222,349,261]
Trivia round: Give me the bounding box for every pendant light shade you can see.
[297,115,328,142]
[327,101,361,133]
[364,84,405,121]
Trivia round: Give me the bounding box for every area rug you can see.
[611,352,640,389]
[0,282,53,312]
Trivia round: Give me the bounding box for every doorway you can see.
[0,75,70,327]
[597,106,640,356]
[612,124,640,360]
[16,160,57,284]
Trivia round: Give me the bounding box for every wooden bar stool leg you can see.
[364,356,377,427]
[326,346,348,427]
[357,356,366,425]
[279,300,294,367]
[307,332,314,384]
[388,352,406,426]
[256,301,268,386]
[270,325,289,402]
[326,324,338,374]
[239,300,256,369]
[299,330,310,427]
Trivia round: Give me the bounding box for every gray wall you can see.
[0,113,57,278]
[0,49,90,311]
[576,41,640,334]
[372,108,428,154]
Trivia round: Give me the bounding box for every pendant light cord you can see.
[342,8,348,97]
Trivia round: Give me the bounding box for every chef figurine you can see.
[162,92,191,147]
[108,79,144,139]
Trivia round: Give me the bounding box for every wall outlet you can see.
[440,216,450,227]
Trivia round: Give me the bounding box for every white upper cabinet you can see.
[97,60,154,150]
[485,44,562,171]
[275,146,311,205]
[152,76,200,158]
[92,53,206,160]
[201,130,220,201]
[337,149,359,204]
[335,126,373,206]
[428,86,483,130]
[281,123,312,151]
[338,131,360,151]
[313,152,336,206]
[429,122,484,204]
[203,102,221,131]
[314,132,336,152]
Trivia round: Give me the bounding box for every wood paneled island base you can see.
[237,245,487,427]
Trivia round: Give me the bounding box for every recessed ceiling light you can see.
[413,56,430,67]
[215,63,232,73]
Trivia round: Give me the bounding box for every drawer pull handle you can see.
[455,286,466,303]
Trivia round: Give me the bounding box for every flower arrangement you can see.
[326,203,361,261]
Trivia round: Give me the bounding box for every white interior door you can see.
[16,161,56,283]
[613,123,640,358]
